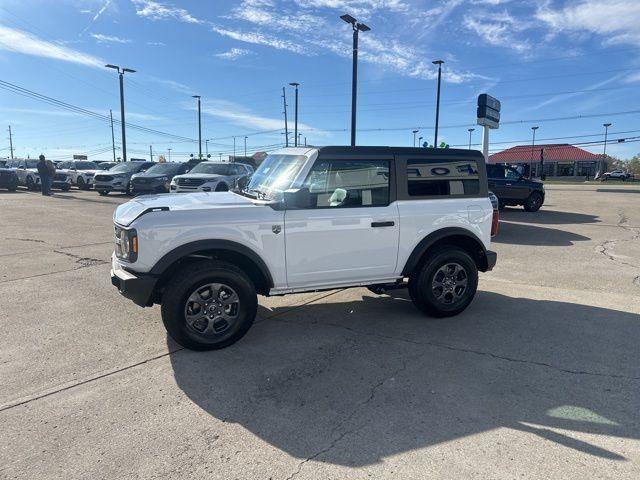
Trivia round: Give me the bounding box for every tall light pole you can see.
[468,128,475,149]
[233,137,236,159]
[109,110,116,162]
[192,95,202,158]
[149,145,153,162]
[282,87,289,147]
[8,125,14,159]
[205,139,209,157]
[603,123,612,157]
[418,136,423,148]
[289,82,300,146]
[105,64,135,161]
[412,129,419,147]
[432,60,444,147]
[341,14,370,147]
[530,126,539,178]
[244,136,247,157]
[167,148,172,162]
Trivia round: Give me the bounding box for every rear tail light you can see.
[491,209,499,237]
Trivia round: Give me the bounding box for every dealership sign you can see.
[477,94,501,129]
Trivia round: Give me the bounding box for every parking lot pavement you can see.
[1,185,639,479]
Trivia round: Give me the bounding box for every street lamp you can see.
[340,14,370,147]
[412,129,419,147]
[167,148,172,162]
[244,136,248,157]
[432,60,444,147]
[105,64,135,161]
[418,136,423,148]
[468,128,475,149]
[205,139,209,156]
[603,123,612,157]
[530,126,539,178]
[289,82,300,146]
[193,95,202,158]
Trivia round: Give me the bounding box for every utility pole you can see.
[412,129,418,147]
[109,110,116,162]
[432,60,444,147]
[8,125,14,159]
[468,128,475,149]
[167,148,172,162]
[418,136,423,148]
[244,136,247,157]
[282,87,289,147]
[149,145,153,162]
[106,64,135,161]
[530,126,539,177]
[219,153,222,161]
[233,137,236,159]
[205,139,209,157]
[289,82,300,146]
[341,14,370,147]
[193,95,202,158]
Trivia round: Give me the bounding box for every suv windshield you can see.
[110,163,143,173]
[245,154,307,200]
[25,160,39,168]
[75,161,98,170]
[145,163,180,175]
[190,163,232,175]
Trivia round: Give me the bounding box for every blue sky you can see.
[0,0,639,161]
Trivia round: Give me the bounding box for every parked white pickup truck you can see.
[111,146,498,350]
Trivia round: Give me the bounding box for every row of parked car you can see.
[0,158,254,196]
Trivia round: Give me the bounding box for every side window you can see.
[486,164,504,179]
[407,159,479,196]
[302,159,390,208]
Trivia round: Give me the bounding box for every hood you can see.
[132,172,172,180]
[172,173,224,181]
[114,191,258,226]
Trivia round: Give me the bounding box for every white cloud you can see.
[293,0,408,15]
[147,76,195,94]
[214,48,254,60]
[536,0,640,46]
[200,99,326,134]
[0,25,103,68]
[91,33,131,43]
[211,26,307,54]
[131,0,204,24]
[531,73,627,110]
[463,11,532,53]
[146,41,165,46]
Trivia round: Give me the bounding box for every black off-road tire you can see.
[409,246,478,318]
[523,192,543,212]
[161,260,258,351]
[97,190,108,196]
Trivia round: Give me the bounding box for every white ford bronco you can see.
[111,146,498,350]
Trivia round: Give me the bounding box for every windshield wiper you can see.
[245,188,269,200]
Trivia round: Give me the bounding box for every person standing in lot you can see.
[37,155,51,196]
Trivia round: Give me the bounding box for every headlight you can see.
[114,226,138,262]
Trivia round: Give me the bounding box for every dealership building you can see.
[488,144,606,178]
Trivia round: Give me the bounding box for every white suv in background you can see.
[170,161,252,193]
[57,160,101,190]
[111,146,497,351]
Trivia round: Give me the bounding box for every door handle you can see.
[371,221,395,228]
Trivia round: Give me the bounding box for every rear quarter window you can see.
[407,159,480,196]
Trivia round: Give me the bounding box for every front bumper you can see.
[170,184,214,193]
[485,250,497,271]
[110,255,157,307]
[132,183,168,195]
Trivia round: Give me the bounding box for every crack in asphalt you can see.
[0,348,185,413]
[594,211,640,272]
[4,237,46,243]
[285,357,412,480]
[52,250,109,268]
[270,316,640,382]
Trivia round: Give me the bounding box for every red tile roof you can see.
[489,144,601,163]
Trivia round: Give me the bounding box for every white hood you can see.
[114,191,257,226]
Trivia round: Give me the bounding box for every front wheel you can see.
[409,247,478,317]
[77,176,86,189]
[125,182,132,196]
[161,261,258,350]
[61,185,71,192]
[523,192,543,212]
[215,182,229,192]
[26,176,37,191]
[97,190,108,196]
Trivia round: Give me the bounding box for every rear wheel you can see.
[97,190,108,196]
[77,176,86,189]
[409,247,478,317]
[125,182,132,196]
[61,185,71,192]
[161,260,258,350]
[523,192,543,212]
[26,176,37,191]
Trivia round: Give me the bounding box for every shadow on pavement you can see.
[169,291,639,467]
[48,193,123,206]
[500,209,599,225]
[596,189,640,194]
[493,221,590,246]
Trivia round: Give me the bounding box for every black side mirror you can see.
[283,188,310,209]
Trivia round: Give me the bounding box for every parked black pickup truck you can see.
[486,163,545,212]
